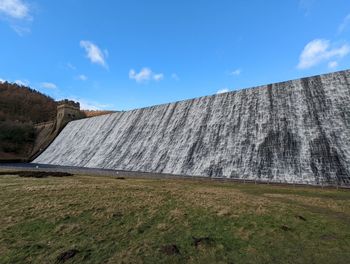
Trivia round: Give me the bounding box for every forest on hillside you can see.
[0,82,57,159]
[0,82,57,123]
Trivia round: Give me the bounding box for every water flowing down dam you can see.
[34,70,350,185]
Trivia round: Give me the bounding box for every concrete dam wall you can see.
[34,70,350,185]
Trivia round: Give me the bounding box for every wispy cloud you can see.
[217,88,229,94]
[66,62,76,70]
[229,69,241,76]
[0,0,32,35]
[0,0,30,19]
[11,24,30,36]
[80,40,108,68]
[153,73,164,81]
[77,74,87,81]
[328,61,338,69]
[0,78,29,85]
[40,82,57,89]
[299,0,315,15]
[171,73,179,81]
[129,68,151,82]
[129,67,164,83]
[297,39,350,69]
[338,13,350,34]
[67,96,113,110]
[14,79,29,86]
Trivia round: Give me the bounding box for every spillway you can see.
[34,70,350,185]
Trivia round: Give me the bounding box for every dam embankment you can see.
[34,70,350,185]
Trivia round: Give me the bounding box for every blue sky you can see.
[0,0,349,110]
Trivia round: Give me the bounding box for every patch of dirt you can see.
[192,236,214,248]
[54,223,81,235]
[237,227,252,241]
[156,223,168,231]
[217,207,230,217]
[160,244,180,255]
[168,208,186,220]
[280,225,292,231]
[115,176,126,180]
[320,234,337,241]
[56,249,79,263]
[112,211,123,219]
[173,186,271,216]
[0,171,73,178]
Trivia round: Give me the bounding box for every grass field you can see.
[0,173,350,263]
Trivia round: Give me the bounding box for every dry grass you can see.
[0,173,350,263]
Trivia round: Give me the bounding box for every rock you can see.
[295,215,306,221]
[56,249,79,263]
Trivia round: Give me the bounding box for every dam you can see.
[34,70,350,185]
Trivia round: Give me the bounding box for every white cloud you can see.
[0,0,29,19]
[153,73,164,81]
[67,62,76,70]
[40,82,57,89]
[14,79,29,86]
[217,88,229,94]
[0,0,32,35]
[11,24,30,36]
[0,78,5,83]
[299,0,315,15]
[80,40,108,68]
[67,97,113,111]
[129,68,151,82]
[77,74,87,81]
[129,67,164,83]
[171,73,179,81]
[328,61,338,69]
[297,39,350,69]
[229,69,241,76]
[338,14,350,34]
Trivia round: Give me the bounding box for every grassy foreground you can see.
[0,173,350,264]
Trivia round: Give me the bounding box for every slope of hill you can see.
[0,82,57,123]
[0,82,57,161]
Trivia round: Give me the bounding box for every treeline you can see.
[0,121,35,154]
[0,82,57,123]
[0,82,57,158]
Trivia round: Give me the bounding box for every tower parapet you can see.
[56,100,83,129]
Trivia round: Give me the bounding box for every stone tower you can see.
[56,100,83,130]
[30,99,84,160]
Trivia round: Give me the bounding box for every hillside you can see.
[0,82,57,123]
[0,82,57,161]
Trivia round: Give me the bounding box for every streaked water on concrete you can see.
[34,70,350,185]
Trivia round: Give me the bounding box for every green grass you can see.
[0,173,350,263]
